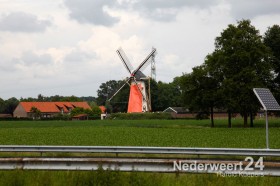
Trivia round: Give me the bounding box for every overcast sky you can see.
[0,0,280,99]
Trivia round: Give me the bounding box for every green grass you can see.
[0,119,279,148]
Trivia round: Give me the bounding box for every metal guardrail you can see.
[0,157,279,176]
[0,146,280,176]
[0,145,280,156]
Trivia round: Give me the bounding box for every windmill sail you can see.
[116,48,134,74]
[133,48,156,75]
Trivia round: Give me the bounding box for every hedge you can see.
[107,112,173,120]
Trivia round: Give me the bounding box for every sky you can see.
[0,0,280,99]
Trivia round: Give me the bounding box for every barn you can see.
[163,107,194,119]
[13,102,91,118]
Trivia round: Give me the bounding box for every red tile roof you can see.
[19,102,91,113]
[71,102,91,110]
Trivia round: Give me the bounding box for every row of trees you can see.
[20,94,96,102]
[179,20,280,127]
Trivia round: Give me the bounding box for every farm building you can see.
[163,107,189,114]
[13,102,91,118]
[163,107,194,119]
[163,107,242,119]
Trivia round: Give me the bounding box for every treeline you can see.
[20,94,96,102]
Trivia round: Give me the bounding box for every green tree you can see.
[97,80,122,105]
[105,100,113,113]
[88,101,98,108]
[61,95,82,102]
[0,98,5,113]
[263,25,280,100]
[50,95,64,101]
[180,65,219,127]
[20,97,36,102]
[97,80,129,112]
[4,97,19,115]
[149,78,159,111]
[205,51,238,128]
[70,107,86,117]
[37,94,45,101]
[147,77,183,112]
[210,20,272,127]
[80,96,96,102]
[30,106,41,119]
[91,106,102,116]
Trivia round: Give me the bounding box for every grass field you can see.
[0,119,279,185]
[0,119,279,148]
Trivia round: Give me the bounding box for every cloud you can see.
[4,51,54,79]
[133,0,280,19]
[129,0,216,9]
[0,60,16,72]
[63,0,280,24]
[228,0,280,19]
[124,0,218,21]
[63,0,219,24]
[17,51,53,66]
[0,51,56,98]
[64,0,119,26]
[0,51,53,74]
[129,0,280,21]
[64,49,96,64]
[0,12,51,32]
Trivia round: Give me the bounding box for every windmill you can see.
[108,47,157,113]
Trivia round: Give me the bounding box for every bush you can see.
[51,113,72,121]
[71,107,101,118]
[91,106,102,116]
[107,112,173,120]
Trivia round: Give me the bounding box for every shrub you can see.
[71,107,101,119]
[90,106,102,116]
[107,112,173,120]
